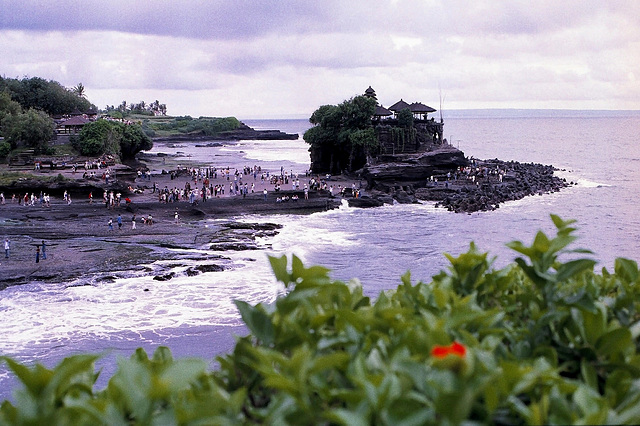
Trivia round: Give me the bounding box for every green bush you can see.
[75,119,152,160]
[2,215,640,425]
[0,141,11,158]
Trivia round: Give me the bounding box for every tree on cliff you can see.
[74,119,152,160]
[304,95,377,174]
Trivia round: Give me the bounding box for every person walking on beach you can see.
[41,240,47,260]
[35,245,40,263]
[174,209,180,224]
[4,238,9,258]
[117,214,122,230]
[131,214,136,230]
[108,218,113,231]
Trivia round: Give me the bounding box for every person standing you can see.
[41,240,47,260]
[117,214,122,230]
[131,214,136,230]
[4,238,9,258]
[108,218,113,231]
[35,245,40,263]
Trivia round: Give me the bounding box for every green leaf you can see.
[234,300,274,345]
[268,254,291,286]
[615,258,639,283]
[595,328,633,357]
[555,259,596,282]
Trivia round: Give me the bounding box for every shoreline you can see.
[0,150,352,287]
[1,142,572,288]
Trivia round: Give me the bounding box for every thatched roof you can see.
[364,86,377,99]
[409,102,436,113]
[373,105,392,117]
[61,116,90,126]
[388,99,411,111]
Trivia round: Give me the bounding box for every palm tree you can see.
[72,83,86,98]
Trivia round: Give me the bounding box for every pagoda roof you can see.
[409,102,437,113]
[388,99,411,111]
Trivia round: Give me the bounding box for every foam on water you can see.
[0,246,282,357]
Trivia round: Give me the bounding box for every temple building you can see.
[365,87,444,154]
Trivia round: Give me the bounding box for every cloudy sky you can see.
[1,0,638,118]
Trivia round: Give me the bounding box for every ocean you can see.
[1,110,639,399]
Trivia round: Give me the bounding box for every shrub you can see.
[0,141,11,158]
[2,215,639,424]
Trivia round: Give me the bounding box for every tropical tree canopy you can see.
[304,95,377,173]
[0,76,94,116]
[75,119,152,159]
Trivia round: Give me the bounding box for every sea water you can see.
[1,111,639,399]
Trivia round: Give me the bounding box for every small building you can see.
[58,116,90,134]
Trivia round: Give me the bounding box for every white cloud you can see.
[1,1,639,116]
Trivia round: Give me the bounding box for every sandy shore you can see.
[0,152,358,287]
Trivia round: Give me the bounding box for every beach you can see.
[0,151,354,287]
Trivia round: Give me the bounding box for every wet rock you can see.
[348,197,385,208]
[153,272,175,281]
[209,242,259,251]
[184,264,224,276]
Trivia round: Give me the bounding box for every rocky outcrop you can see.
[361,146,468,192]
[152,123,298,143]
[350,148,571,213]
[417,160,572,213]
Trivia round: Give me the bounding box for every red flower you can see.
[431,341,466,358]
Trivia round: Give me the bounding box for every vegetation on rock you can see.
[2,215,640,424]
[304,95,378,174]
[142,115,241,138]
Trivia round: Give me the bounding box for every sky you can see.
[1,0,639,118]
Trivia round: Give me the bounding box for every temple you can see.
[364,86,444,155]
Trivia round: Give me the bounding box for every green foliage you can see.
[0,76,94,116]
[1,108,55,153]
[75,119,152,160]
[2,215,640,424]
[0,141,11,158]
[145,116,241,136]
[397,107,414,128]
[304,95,377,173]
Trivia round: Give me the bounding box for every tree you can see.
[397,107,414,128]
[304,95,376,173]
[2,109,55,153]
[72,83,86,99]
[76,119,152,160]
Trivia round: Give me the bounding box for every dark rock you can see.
[125,203,139,213]
[153,272,175,281]
[209,242,259,251]
[348,197,385,208]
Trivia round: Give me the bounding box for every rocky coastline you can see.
[1,141,573,288]
[348,146,572,213]
[151,122,298,143]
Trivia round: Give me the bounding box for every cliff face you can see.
[361,146,468,191]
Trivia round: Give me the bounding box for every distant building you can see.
[365,87,444,154]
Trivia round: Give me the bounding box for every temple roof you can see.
[373,105,392,116]
[61,116,90,126]
[409,102,437,113]
[388,99,411,111]
[364,86,377,99]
